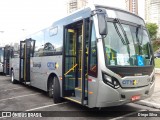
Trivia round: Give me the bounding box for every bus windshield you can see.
[104,22,153,67]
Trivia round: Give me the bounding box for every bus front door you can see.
[19,39,35,84]
[63,19,89,105]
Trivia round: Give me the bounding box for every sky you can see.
[0,0,67,45]
[0,0,145,46]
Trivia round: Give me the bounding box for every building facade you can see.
[67,0,88,13]
[145,0,160,38]
[125,0,138,15]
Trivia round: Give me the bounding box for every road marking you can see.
[0,87,23,92]
[0,79,10,81]
[0,83,11,87]
[109,110,146,120]
[0,93,41,102]
[26,102,69,111]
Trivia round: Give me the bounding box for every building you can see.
[67,0,88,13]
[145,0,151,22]
[125,0,138,15]
[145,0,160,38]
[67,0,139,14]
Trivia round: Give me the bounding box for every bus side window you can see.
[43,42,55,56]
[88,25,97,77]
[31,31,44,57]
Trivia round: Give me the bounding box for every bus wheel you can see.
[53,76,62,103]
[48,77,54,97]
[11,70,17,84]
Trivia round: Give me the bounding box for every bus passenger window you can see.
[43,42,55,56]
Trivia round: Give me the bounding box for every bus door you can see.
[3,46,11,75]
[63,19,89,105]
[19,39,35,84]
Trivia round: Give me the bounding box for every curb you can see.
[136,100,160,109]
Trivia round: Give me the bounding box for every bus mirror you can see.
[97,8,108,36]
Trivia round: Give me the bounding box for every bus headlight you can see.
[102,72,120,89]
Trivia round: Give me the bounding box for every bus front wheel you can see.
[48,77,54,97]
[53,76,62,103]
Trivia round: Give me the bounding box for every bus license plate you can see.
[131,95,140,101]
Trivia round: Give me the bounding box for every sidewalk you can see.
[136,71,160,109]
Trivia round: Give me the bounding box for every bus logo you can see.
[122,80,138,86]
[47,62,59,70]
[137,56,144,66]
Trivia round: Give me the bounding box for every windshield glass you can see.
[104,22,153,66]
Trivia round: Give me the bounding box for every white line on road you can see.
[0,87,23,92]
[0,83,11,87]
[109,110,146,120]
[0,79,10,81]
[26,102,69,111]
[0,93,41,102]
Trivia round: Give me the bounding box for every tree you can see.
[146,23,158,40]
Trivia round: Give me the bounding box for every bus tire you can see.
[53,76,62,103]
[11,70,17,84]
[48,77,54,98]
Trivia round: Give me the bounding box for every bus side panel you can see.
[40,55,63,92]
[30,57,45,90]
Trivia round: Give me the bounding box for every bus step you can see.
[24,82,31,85]
[75,87,88,92]
[75,87,91,98]
[64,97,81,104]
[65,75,73,78]
[69,78,82,80]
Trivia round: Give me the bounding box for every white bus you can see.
[11,4,155,108]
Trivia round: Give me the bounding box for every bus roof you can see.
[51,4,145,27]
[95,4,144,22]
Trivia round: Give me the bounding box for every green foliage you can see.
[152,40,160,52]
[146,23,158,40]
[155,58,160,68]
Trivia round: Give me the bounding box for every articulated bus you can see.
[10,4,155,108]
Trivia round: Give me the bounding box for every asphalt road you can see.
[0,75,159,120]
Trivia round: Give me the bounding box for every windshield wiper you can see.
[136,25,144,55]
[147,42,154,65]
[114,18,130,57]
[136,25,143,45]
[115,18,130,45]
[113,22,126,45]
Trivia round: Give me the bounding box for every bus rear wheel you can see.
[53,76,62,103]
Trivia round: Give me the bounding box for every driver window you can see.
[88,24,97,77]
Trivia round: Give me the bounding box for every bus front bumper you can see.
[96,81,155,108]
